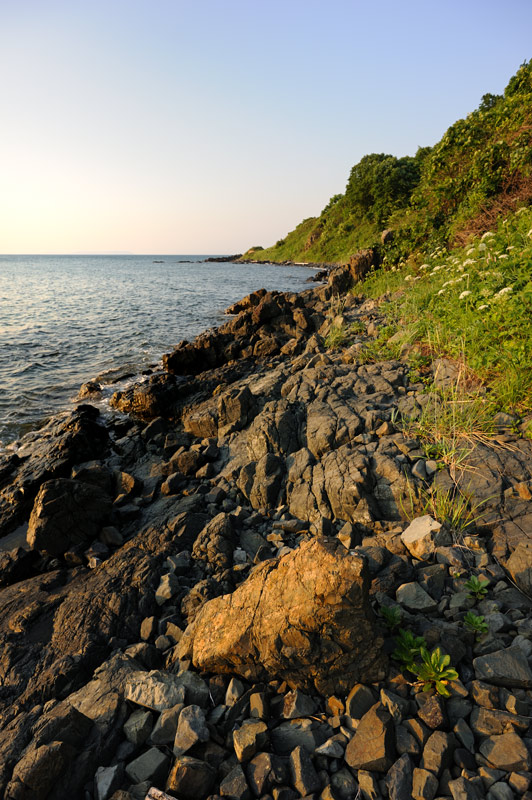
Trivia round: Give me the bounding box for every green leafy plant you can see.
[465,575,490,600]
[392,628,427,671]
[379,605,403,631]
[324,324,348,349]
[463,611,488,639]
[413,647,459,696]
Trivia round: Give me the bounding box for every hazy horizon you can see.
[1,0,531,255]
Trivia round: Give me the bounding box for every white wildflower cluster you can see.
[527,229,532,238]
[478,304,489,311]
[495,287,513,297]
[462,259,476,266]
[459,290,472,300]
[430,265,445,274]
[481,231,495,240]
[419,264,430,270]
[466,247,476,256]
[478,243,487,252]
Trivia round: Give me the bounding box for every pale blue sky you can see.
[1,0,531,253]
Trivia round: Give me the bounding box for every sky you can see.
[1,0,531,254]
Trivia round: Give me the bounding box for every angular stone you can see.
[416,694,446,730]
[173,705,209,755]
[344,702,395,772]
[507,540,532,595]
[249,691,269,720]
[166,756,216,800]
[448,776,483,799]
[315,736,345,758]
[396,724,422,757]
[283,689,318,719]
[27,478,112,556]
[246,752,288,796]
[220,764,251,799]
[412,767,438,800]
[8,741,77,800]
[469,705,529,737]
[179,538,386,694]
[401,516,448,561]
[473,646,532,688]
[380,688,409,723]
[125,747,169,784]
[289,745,321,796]
[175,670,210,707]
[226,677,247,706]
[346,683,376,719]
[155,573,180,605]
[470,680,500,709]
[401,718,429,749]
[233,719,269,762]
[453,718,475,752]
[123,708,154,745]
[396,582,438,613]
[479,731,532,772]
[386,753,413,800]
[150,704,184,746]
[94,763,124,800]
[357,769,381,800]
[270,718,328,754]
[420,731,456,776]
[487,782,516,800]
[125,670,186,712]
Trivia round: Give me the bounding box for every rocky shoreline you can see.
[1,250,532,800]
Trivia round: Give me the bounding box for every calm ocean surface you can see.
[0,255,317,449]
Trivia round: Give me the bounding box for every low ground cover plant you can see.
[463,611,488,639]
[465,575,490,600]
[413,647,459,697]
[360,205,532,411]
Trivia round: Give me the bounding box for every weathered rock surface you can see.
[179,537,386,693]
[3,258,532,800]
[26,478,112,556]
[0,406,108,539]
[344,702,395,771]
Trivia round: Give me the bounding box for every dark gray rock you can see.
[27,478,112,556]
[289,745,321,796]
[412,767,438,800]
[166,755,216,800]
[246,752,288,796]
[233,719,269,762]
[479,731,532,771]
[125,746,170,785]
[344,702,395,772]
[473,646,532,688]
[420,731,456,777]
[385,753,413,800]
[173,705,209,756]
[219,764,251,799]
[448,776,483,800]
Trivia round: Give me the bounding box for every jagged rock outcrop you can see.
[0,406,108,539]
[179,537,386,693]
[26,478,113,556]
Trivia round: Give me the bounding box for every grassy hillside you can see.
[243,61,532,265]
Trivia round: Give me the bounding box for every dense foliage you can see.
[243,61,532,264]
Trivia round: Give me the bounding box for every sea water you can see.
[0,254,317,448]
